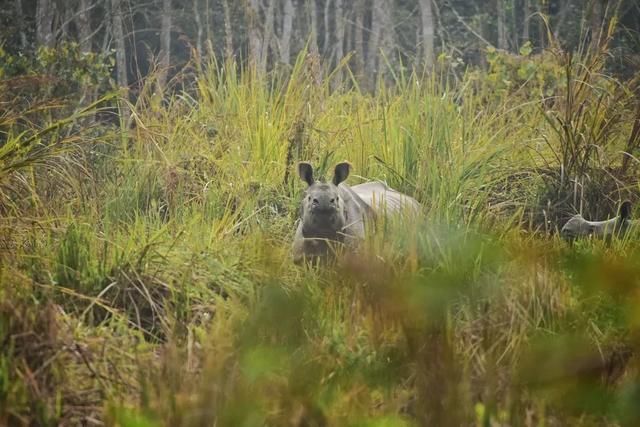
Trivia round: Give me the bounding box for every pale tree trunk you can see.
[280,0,296,64]
[246,0,262,70]
[59,3,74,41]
[416,24,421,61]
[77,0,95,107]
[354,0,365,81]
[511,0,518,49]
[379,0,395,70]
[523,0,530,41]
[203,0,212,48]
[323,0,332,55]
[36,0,56,48]
[222,0,234,59]
[366,0,383,88]
[101,2,112,53]
[261,0,276,72]
[419,0,435,67]
[15,0,28,50]
[537,0,546,48]
[110,0,129,124]
[343,1,352,64]
[158,0,172,89]
[193,0,204,57]
[330,0,345,88]
[77,0,92,53]
[497,0,508,50]
[307,0,320,59]
[334,0,345,61]
[553,0,571,41]
[306,0,321,85]
[111,0,128,90]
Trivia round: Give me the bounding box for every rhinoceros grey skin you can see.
[293,162,375,264]
[351,181,421,217]
[560,201,634,240]
[292,162,421,264]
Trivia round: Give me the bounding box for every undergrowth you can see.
[1,41,640,426]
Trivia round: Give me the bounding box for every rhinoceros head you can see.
[298,161,351,239]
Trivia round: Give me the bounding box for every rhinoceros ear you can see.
[619,200,632,220]
[298,162,314,186]
[332,162,351,185]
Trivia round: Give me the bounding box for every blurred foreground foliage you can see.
[1,35,640,426]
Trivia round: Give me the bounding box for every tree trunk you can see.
[553,0,571,42]
[111,0,128,90]
[15,0,29,50]
[497,0,508,50]
[511,0,518,50]
[537,0,546,48]
[246,0,262,70]
[59,3,74,41]
[280,0,296,64]
[193,0,204,57]
[157,0,172,88]
[331,0,346,88]
[523,0,530,42]
[222,0,234,59]
[101,1,112,54]
[307,0,320,59]
[354,0,365,81]
[366,0,383,89]
[77,0,93,53]
[379,0,395,70]
[323,0,332,55]
[334,0,345,63]
[306,0,321,85]
[36,0,55,48]
[419,0,435,67]
[343,0,352,64]
[76,0,95,106]
[261,0,276,72]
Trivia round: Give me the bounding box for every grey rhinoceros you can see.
[560,201,634,240]
[292,161,420,264]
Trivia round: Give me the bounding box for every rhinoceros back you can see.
[351,181,420,217]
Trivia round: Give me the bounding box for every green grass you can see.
[1,48,640,426]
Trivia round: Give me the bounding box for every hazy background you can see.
[1,0,638,93]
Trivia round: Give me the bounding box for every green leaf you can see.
[519,41,533,57]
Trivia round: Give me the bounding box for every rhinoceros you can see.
[560,201,634,240]
[292,161,420,264]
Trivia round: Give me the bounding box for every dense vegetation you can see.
[2,1,640,426]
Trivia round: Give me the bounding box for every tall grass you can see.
[1,45,639,426]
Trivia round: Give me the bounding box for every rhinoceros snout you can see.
[311,205,337,214]
[311,195,338,210]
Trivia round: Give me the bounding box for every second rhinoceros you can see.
[560,201,634,240]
